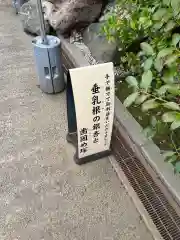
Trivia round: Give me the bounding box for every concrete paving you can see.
[0,2,153,240]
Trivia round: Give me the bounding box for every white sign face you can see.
[69,62,114,159]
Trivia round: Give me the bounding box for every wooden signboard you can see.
[66,62,114,164]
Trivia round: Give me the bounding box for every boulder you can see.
[20,0,50,36]
[83,1,122,64]
[43,0,102,35]
[99,0,116,21]
[83,22,117,63]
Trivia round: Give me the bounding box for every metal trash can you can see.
[12,0,28,14]
[32,0,65,94]
[32,36,65,94]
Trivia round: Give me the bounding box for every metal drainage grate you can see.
[112,129,180,240]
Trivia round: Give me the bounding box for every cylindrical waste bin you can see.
[12,0,28,14]
[32,35,65,94]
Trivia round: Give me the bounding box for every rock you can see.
[82,0,125,64]
[43,0,102,35]
[83,22,117,63]
[20,0,50,36]
[99,0,116,21]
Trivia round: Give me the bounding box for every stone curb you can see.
[59,34,180,207]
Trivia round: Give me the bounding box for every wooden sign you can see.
[69,62,114,160]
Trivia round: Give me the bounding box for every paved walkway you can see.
[0,2,153,240]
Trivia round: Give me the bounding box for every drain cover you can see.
[112,129,180,240]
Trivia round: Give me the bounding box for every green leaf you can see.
[168,155,177,164]
[140,42,154,56]
[135,94,149,104]
[164,20,176,32]
[130,20,136,30]
[154,58,164,72]
[156,85,170,96]
[137,51,144,57]
[162,111,178,122]
[163,12,172,23]
[163,0,170,5]
[153,21,164,30]
[140,70,153,91]
[151,116,157,127]
[124,92,139,108]
[171,0,180,16]
[167,85,180,95]
[143,126,156,139]
[162,150,175,159]
[157,48,174,59]
[142,99,159,112]
[153,8,168,20]
[171,120,180,130]
[175,161,180,173]
[143,57,153,71]
[157,84,179,95]
[172,33,180,46]
[125,76,138,88]
[165,54,179,66]
[163,102,180,110]
[163,68,175,83]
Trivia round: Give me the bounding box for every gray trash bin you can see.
[12,0,28,14]
[32,35,65,94]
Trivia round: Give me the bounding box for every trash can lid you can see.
[32,35,61,48]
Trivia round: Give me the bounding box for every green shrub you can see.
[103,0,180,172]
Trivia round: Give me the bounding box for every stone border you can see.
[59,35,180,207]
